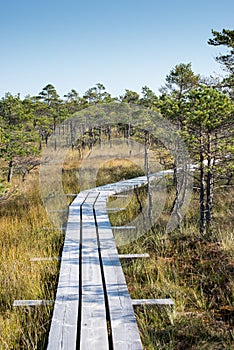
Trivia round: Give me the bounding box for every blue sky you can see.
[0,0,233,99]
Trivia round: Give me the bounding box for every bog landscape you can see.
[0,29,233,349]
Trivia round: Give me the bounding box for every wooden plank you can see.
[106,207,126,212]
[109,194,129,198]
[79,192,109,349]
[46,192,87,350]
[132,299,174,306]
[112,226,136,230]
[94,195,143,350]
[30,257,61,261]
[119,254,150,259]
[13,300,53,307]
[41,227,66,230]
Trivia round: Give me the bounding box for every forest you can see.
[0,29,233,349]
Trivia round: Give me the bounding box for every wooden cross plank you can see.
[13,300,53,307]
[112,226,136,230]
[30,257,61,261]
[119,254,150,259]
[132,299,174,306]
[106,207,126,212]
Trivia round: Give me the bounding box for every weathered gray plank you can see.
[94,194,143,350]
[30,257,61,261]
[13,300,53,307]
[112,226,136,230]
[132,299,174,306]
[41,227,66,230]
[46,192,86,350]
[80,192,109,349]
[119,254,150,259]
[106,207,126,212]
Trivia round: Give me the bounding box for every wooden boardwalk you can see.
[46,175,161,349]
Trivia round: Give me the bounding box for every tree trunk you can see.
[108,125,112,148]
[170,165,178,213]
[53,116,56,132]
[99,126,103,149]
[45,134,49,145]
[199,138,206,235]
[70,121,75,150]
[7,160,13,183]
[144,142,153,226]
[170,118,183,226]
[205,133,214,235]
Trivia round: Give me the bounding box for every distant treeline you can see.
[0,28,233,236]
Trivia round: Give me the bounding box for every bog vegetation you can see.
[0,28,233,349]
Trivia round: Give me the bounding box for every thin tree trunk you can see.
[145,132,153,226]
[170,118,182,223]
[172,164,188,231]
[45,134,48,146]
[70,121,74,150]
[205,133,214,235]
[199,136,206,235]
[99,126,103,149]
[7,160,13,183]
[144,140,153,226]
[108,125,112,148]
[53,116,56,132]
[206,170,214,234]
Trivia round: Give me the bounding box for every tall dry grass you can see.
[116,188,234,349]
[0,174,62,349]
[0,152,233,349]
